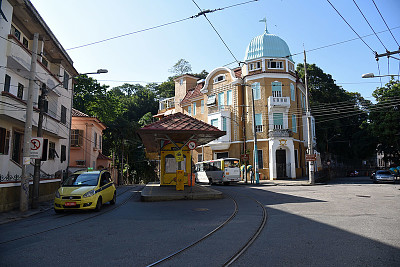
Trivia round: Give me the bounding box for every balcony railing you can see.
[159,97,175,111]
[268,129,293,138]
[268,96,290,109]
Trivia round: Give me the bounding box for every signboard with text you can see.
[30,137,44,159]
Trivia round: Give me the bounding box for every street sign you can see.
[306,154,317,162]
[30,137,44,159]
[241,154,249,161]
[187,141,197,150]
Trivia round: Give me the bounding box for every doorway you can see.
[276,149,286,179]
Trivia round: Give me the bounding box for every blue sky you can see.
[30,0,400,101]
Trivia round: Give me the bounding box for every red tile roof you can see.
[180,82,204,104]
[97,152,111,161]
[72,108,89,117]
[233,67,242,78]
[137,112,225,153]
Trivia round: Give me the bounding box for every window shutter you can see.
[255,113,262,126]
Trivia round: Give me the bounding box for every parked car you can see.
[54,170,116,213]
[372,170,396,184]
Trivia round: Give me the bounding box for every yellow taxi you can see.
[54,170,116,213]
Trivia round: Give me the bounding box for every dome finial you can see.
[259,17,269,34]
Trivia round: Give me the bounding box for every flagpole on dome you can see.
[259,17,269,34]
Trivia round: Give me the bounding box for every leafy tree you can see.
[296,63,375,164]
[169,58,192,76]
[369,78,400,165]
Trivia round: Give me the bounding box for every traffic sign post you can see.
[30,137,44,159]
[306,154,317,162]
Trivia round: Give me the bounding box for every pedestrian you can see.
[247,165,254,184]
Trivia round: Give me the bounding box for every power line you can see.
[66,0,258,51]
[352,0,387,51]
[326,0,375,53]
[371,0,400,47]
[192,0,240,64]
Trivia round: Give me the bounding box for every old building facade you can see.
[158,26,316,180]
[0,0,78,210]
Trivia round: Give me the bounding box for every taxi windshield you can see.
[63,173,99,187]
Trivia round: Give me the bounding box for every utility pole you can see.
[20,33,39,212]
[304,50,315,185]
[250,83,260,184]
[32,83,47,208]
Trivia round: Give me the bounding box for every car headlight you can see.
[82,190,95,198]
[55,190,60,198]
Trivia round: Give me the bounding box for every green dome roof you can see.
[244,29,293,62]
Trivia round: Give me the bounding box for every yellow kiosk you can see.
[160,143,191,188]
[137,112,226,191]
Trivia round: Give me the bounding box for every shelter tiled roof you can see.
[137,112,225,153]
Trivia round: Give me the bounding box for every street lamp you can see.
[361,73,397,78]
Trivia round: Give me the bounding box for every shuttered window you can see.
[273,113,283,129]
[272,81,282,97]
[252,82,261,100]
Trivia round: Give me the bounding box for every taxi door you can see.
[100,171,114,202]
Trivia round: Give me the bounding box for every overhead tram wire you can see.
[326,0,375,54]
[372,0,400,47]
[66,0,259,51]
[191,0,240,65]
[352,0,388,51]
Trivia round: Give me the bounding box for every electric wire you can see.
[191,0,240,64]
[326,0,375,53]
[371,0,400,47]
[66,0,258,51]
[352,0,387,51]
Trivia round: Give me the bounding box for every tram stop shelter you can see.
[137,112,225,187]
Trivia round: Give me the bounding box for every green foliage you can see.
[296,63,375,164]
[73,77,159,183]
[369,78,400,165]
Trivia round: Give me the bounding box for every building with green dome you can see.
[157,23,317,180]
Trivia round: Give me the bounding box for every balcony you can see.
[268,96,290,109]
[158,97,175,111]
[268,129,293,138]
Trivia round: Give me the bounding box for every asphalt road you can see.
[0,177,399,266]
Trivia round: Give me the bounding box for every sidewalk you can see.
[0,200,54,225]
[238,177,313,186]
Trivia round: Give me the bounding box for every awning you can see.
[137,112,226,153]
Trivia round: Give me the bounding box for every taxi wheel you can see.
[110,192,116,205]
[94,197,102,212]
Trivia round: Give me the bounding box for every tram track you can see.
[146,189,267,266]
[0,185,141,245]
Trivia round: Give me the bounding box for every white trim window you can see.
[288,62,295,72]
[188,105,192,115]
[227,90,232,105]
[255,113,263,132]
[249,61,261,71]
[213,74,226,84]
[193,102,196,115]
[267,61,283,69]
[290,83,295,101]
[251,82,261,100]
[218,92,224,108]
[273,113,283,129]
[201,100,204,114]
[292,114,297,133]
[272,81,282,97]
